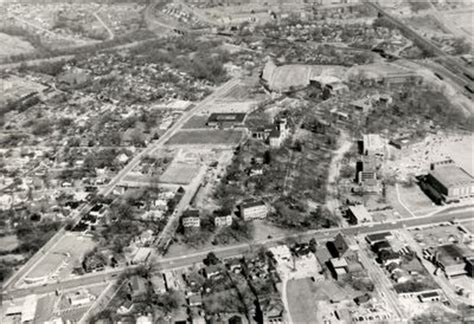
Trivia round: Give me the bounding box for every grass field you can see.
[26,233,96,281]
[166,130,244,146]
[0,234,20,252]
[182,115,208,129]
[286,279,319,324]
[160,163,201,184]
[0,33,35,58]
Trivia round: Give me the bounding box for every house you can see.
[435,244,472,278]
[214,215,233,227]
[333,233,349,257]
[269,118,289,148]
[350,98,372,114]
[260,296,285,324]
[251,126,272,141]
[90,204,108,218]
[422,160,474,204]
[116,153,129,164]
[366,232,393,246]
[372,240,392,254]
[136,315,153,324]
[379,249,401,266]
[227,258,243,273]
[132,247,152,265]
[354,294,371,305]
[391,268,410,283]
[346,205,373,225]
[68,290,92,307]
[240,199,268,221]
[329,258,349,280]
[151,274,167,294]
[361,134,386,157]
[418,291,441,303]
[188,294,203,307]
[129,275,148,301]
[136,229,154,246]
[204,265,222,279]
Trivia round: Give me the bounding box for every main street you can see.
[4,206,472,300]
[2,77,240,292]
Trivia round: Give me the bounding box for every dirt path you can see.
[93,11,114,41]
[325,131,352,224]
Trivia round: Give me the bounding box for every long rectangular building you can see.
[424,160,474,203]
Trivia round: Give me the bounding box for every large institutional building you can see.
[423,160,474,204]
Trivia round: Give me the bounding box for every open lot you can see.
[166,129,244,146]
[24,233,96,283]
[160,163,201,185]
[287,279,356,324]
[182,115,208,129]
[409,224,466,248]
[0,33,35,58]
[0,234,20,252]
[396,185,437,216]
[446,9,474,36]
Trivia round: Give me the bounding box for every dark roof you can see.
[334,233,349,255]
[183,209,200,217]
[269,127,280,138]
[366,232,392,243]
[241,199,265,209]
[420,291,439,298]
[207,113,247,123]
[90,204,103,212]
[372,240,391,251]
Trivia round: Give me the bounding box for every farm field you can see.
[166,129,244,146]
[0,33,35,58]
[160,163,201,185]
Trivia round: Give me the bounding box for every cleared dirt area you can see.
[0,33,35,58]
[166,129,244,146]
[160,163,201,185]
[0,234,20,252]
[397,185,437,216]
[24,233,96,283]
[446,9,474,36]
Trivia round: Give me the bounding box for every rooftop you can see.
[430,164,474,188]
[437,244,471,266]
[241,199,266,209]
[207,113,247,123]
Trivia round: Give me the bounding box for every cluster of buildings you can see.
[181,199,268,231]
[424,243,474,279]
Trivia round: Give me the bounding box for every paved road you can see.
[367,1,473,88]
[4,206,472,300]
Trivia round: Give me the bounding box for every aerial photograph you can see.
[0,0,473,323]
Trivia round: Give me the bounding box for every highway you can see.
[3,206,472,300]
